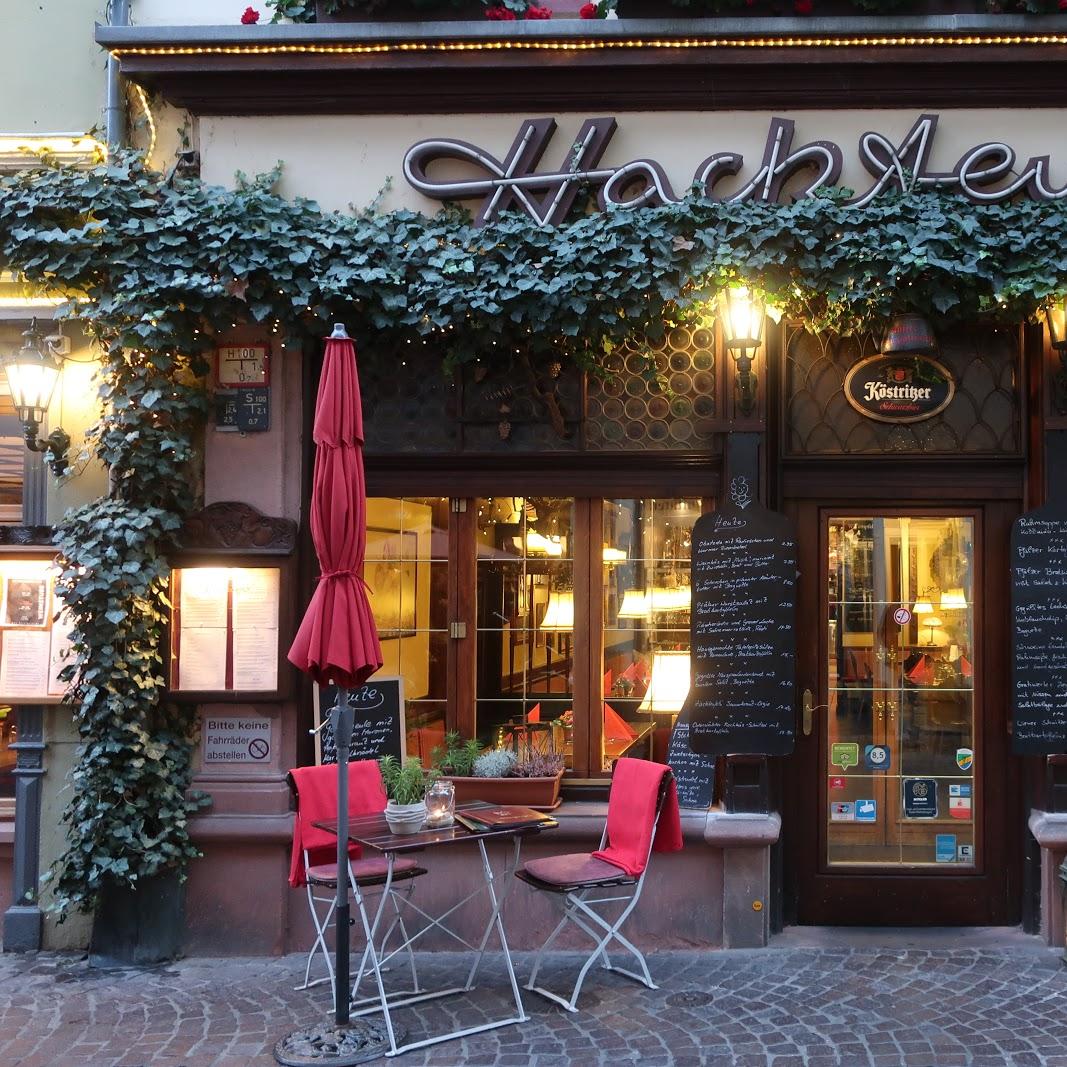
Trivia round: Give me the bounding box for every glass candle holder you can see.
[424,778,455,828]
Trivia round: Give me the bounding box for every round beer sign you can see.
[843,353,955,424]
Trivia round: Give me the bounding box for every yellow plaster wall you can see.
[0,1,107,136]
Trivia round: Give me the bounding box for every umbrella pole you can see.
[330,688,355,1027]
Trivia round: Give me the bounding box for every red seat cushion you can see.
[522,852,629,887]
[307,855,421,885]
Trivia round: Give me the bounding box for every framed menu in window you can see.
[0,553,71,704]
[168,560,290,700]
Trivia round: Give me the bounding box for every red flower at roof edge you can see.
[485,4,518,17]
[241,6,260,22]
[579,1,597,15]
[526,3,553,15]
[793,0,813,11]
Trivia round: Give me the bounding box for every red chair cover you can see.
[592,757,682,877]
[288,760,388,887]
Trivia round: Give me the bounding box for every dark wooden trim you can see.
[573,500,599,780]
[449,500,476,740]
[108,56,1067,115]
[99,19,1067,114]
[781,456,1025,500]
[365,453,721,497]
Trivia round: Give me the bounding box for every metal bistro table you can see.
[314,801,557,1057]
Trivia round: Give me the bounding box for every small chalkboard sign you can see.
[1011,499,1067,754]
[666,712,715,809]
[684,475,797,757]
[315,677,406,764]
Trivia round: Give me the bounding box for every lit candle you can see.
[424,779,455,828]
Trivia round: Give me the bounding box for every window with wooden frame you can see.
[369,494,711,780]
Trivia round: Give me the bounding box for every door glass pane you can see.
[475,497,575,769]
[365,497,449,767]
[826,516,976,868]
[601,498,699,774]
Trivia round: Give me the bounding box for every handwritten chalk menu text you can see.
[317,677,406,764]
[684,485,797,757]
[666,713,716,809]
[1011,503,1067,754]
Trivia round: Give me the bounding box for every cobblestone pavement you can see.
[3,940,1067,1067]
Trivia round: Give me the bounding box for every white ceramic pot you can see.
[384,800,427,835]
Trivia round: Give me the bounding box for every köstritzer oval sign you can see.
[843,353,955,424]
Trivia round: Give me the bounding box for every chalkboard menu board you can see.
[316,677,406,764]
[666,713,716,809]
[684,478,797,757]
[1011,502,1067,754]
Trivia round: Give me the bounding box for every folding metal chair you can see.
[516,763,674,1013]
[288,762,427,1001]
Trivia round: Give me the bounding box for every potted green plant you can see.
[434,732,565,808]
[379,755,438,834]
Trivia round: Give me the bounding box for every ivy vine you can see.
[1,150,1066,913]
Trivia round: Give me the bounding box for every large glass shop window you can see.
[475,497,575,769]
[364,497,449,765]
[826,516,976,867]
[602,498,698,773]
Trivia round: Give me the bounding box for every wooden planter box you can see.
[446,771,563,809]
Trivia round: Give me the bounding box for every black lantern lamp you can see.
[1043,297,1067,415]
[1,319,70,476]
[718,284,765,416]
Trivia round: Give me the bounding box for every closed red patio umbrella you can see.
[289,323,382,1026]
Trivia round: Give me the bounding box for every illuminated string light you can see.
[132,84,157,167]
[108,33,1067,59]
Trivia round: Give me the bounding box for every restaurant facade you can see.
[5,3,1067,956]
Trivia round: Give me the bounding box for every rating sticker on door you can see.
[957,844,974,862]
[864,744,891,771]
[831,743,859,770]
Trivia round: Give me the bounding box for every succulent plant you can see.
[473,748,518,778]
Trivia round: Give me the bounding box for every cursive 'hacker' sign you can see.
[404,113,1067,227]
[682,478,797,758]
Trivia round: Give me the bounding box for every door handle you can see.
[802,689,814,736]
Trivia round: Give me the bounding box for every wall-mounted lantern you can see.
[1,318,70,476]
[1043,296,1067,415]
[718,284,765,417]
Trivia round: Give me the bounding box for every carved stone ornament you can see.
[180,502,297,555]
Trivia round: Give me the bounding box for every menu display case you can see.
[168,560,290,700]
[0,554,72,704]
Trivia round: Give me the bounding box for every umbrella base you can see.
[274,1020,403,1066]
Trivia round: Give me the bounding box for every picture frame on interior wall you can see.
[365,527,418,637]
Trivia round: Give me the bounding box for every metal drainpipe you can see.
[104,0,131,147]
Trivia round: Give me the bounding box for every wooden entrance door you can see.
[784,495,1021,925]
